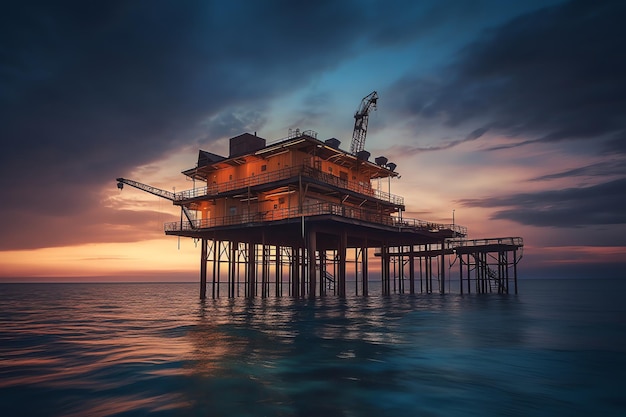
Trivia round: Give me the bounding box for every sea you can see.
[1,278,625,417]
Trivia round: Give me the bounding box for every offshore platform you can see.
[117,92,523,299]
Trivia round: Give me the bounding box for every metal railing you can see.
[164,201,466,236]
[447,237,523,248]
[174,164,404,206]
[392,217,468,237]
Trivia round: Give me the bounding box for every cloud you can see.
[367,0,557,48]
[389,0,626,152]
[0,0,368,209]
[385,126,489,156]
[531,160,626,181]
[202,107,268,140]
[458,178,626,227]
[4,0,623,255]
[0,201,178,251]
[0,0,376,248]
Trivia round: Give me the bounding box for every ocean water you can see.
[1,279,625,417]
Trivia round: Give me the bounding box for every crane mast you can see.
[350,91,378,155]
[116,177,196,228]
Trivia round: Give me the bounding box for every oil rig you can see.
[117,92,523,299]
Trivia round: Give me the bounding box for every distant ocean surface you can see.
[1,279,625,417]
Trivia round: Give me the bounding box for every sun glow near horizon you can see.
[0,239,199,279]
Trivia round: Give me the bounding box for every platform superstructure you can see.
[117,93,522,298]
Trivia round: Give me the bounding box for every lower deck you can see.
[166,216,522,299]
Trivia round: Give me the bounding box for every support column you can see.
[419,252,423,293]
[247,241,256,298]
[355,248,359,296]
[212,240,218,298]
[338,231,347,297]
[307,229,317,298]
[300,247,307,298]
[505,251,510,294]
[498,251,504,294]
[514,249,518,295]
[387,246,399,294]
[276,246,282,298]
[362,247,369,296]
[319,251,327,296]
[237,243,242,297]
[409,247,415,294]
[467,254,471,294]
[459,252,463,295]
[261,242,269,298]
[291,246,299,297]
[230,241,236,298]
[481,252,487,293]
[440,239,446,294]
[385,245,391,296]
[200,238,207,299]
[474,253,479,293]
[395,247,400,293]
[425,245,431,293]
[380,244,387,295]
[216,241,222,298]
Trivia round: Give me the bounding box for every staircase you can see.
[471,254,505,294]
[486,267,504,294]
[322,270,335,291]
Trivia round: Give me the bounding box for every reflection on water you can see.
[1,280,625,416]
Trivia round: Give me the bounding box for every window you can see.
[279,197,285,204]
[261,165,267,171]
[229,206,237,216]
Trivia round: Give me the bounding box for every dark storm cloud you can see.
[0,0,365,197]
[390,0,626,152]
[387,0,626,230]
[458,178,626,227]
[203,108,268,140]
[0,0,371,248]
[385,126,489,155]
[531,160,626,181]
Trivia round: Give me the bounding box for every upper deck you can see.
[173,164,404,207]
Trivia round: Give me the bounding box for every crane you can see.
[116,177,196,229]
[350,91,378,155]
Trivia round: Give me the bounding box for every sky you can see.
[1,0,625,281]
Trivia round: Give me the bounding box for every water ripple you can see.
[1,281,625,416]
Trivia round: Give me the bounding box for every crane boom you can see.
[116,177,196,228]
[116,177,176,201]
[350,91,378,155]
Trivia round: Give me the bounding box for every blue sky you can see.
[1,0,624,279]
